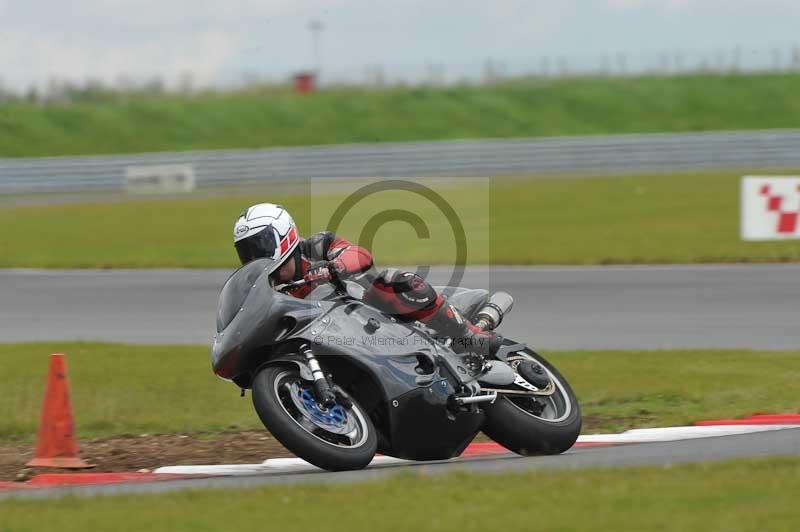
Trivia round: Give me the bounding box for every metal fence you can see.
[2,129,800,195]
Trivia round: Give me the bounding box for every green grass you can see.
[1,343,798,441]
[2,172,800,268]
[2,74,800,157]
[557,350,800,432]
[2,457,800,531]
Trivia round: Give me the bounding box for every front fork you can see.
[299,343,338,408]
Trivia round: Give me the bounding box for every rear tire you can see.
[483,349,581,455]
[252,364,377,471]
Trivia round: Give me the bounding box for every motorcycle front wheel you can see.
[252,364,377,471]
[482,348,581,455]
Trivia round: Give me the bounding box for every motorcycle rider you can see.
[232,203,502,357]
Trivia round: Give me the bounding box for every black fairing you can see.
[212,258,324,380]
[387,379,485,460]
[211,260,487,460]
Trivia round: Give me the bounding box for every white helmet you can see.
[233,203,299,269]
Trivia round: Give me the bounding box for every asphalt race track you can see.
[1,264,798,349]
[2,428,799,499]
[1,263,798,498]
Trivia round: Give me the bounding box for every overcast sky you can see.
[1,0,799,90]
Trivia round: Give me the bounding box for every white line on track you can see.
[154,423,800,477]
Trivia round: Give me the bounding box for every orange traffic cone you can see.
[26,354,92,469]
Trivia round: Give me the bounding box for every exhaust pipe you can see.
[474,291,514,331]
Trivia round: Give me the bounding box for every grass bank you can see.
[1,343,798,440]
[1,172,799,268]
[2,457,800,531]
[2,74,800,157]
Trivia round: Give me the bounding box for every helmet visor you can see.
[234,228,278,265]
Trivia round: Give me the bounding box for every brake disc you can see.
[289,382,359,435]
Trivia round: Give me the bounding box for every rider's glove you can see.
[304,262,333,284]
[304,259,348,284]
[328,258,346,279]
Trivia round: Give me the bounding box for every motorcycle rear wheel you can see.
[482,349,581,455]
[252,364,377,471]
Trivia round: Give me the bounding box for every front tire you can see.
[483,349,581,455]
[252,364,377,471]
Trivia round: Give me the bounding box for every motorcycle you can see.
[211,258,581,471]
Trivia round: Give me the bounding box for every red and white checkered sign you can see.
[741,176,800,241]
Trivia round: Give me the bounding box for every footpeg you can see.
[452,392,498,405]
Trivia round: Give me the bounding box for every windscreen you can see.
[216,258,275,332]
